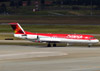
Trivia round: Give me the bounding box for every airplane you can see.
[9,23,99,47]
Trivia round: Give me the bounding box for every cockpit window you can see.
[90,37,95,39]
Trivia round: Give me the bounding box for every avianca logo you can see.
[67,35,83,39]
[15,26,20,33]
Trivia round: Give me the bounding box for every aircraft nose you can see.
[95,39,99,43]
[90,39,99,43]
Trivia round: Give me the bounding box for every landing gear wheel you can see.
[88,45,91,47]
[53,43,56,47]
[88,44,92,47]
[47,43,51,47]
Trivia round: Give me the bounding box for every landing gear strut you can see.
[66,43,70,46]
[88,44,92,47]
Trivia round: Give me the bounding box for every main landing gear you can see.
[53,43,56,47]
[47,43,51,47]
[47,43,57,47]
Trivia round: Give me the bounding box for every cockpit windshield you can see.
[90,37,95,39]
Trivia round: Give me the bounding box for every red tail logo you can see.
[9,23,25,34]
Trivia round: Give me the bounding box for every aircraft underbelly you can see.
[61,39,90,43]
[39,37,91,43]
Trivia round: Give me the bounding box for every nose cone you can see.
[90,39,99,43]
[97,39,99,43]
[94,39,99,43]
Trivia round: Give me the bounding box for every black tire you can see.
[88,45,91,47]
[47,44,51,47]
[53,44,56,47]
[88,44,92,47]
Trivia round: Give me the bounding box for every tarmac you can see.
[0,45,100,71]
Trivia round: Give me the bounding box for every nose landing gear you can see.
[88,44,92,47]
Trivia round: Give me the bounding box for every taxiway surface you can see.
[0,45,100,71]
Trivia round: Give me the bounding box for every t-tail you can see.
[9,23,26,39]
[9,23,38,40]
[9,23,25,34]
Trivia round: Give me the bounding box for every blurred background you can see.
[0,0,100,16]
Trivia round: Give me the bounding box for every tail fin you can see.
[9,23,25,34]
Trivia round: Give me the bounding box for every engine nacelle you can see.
[14,34,38,40]
[26,35,38,40]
